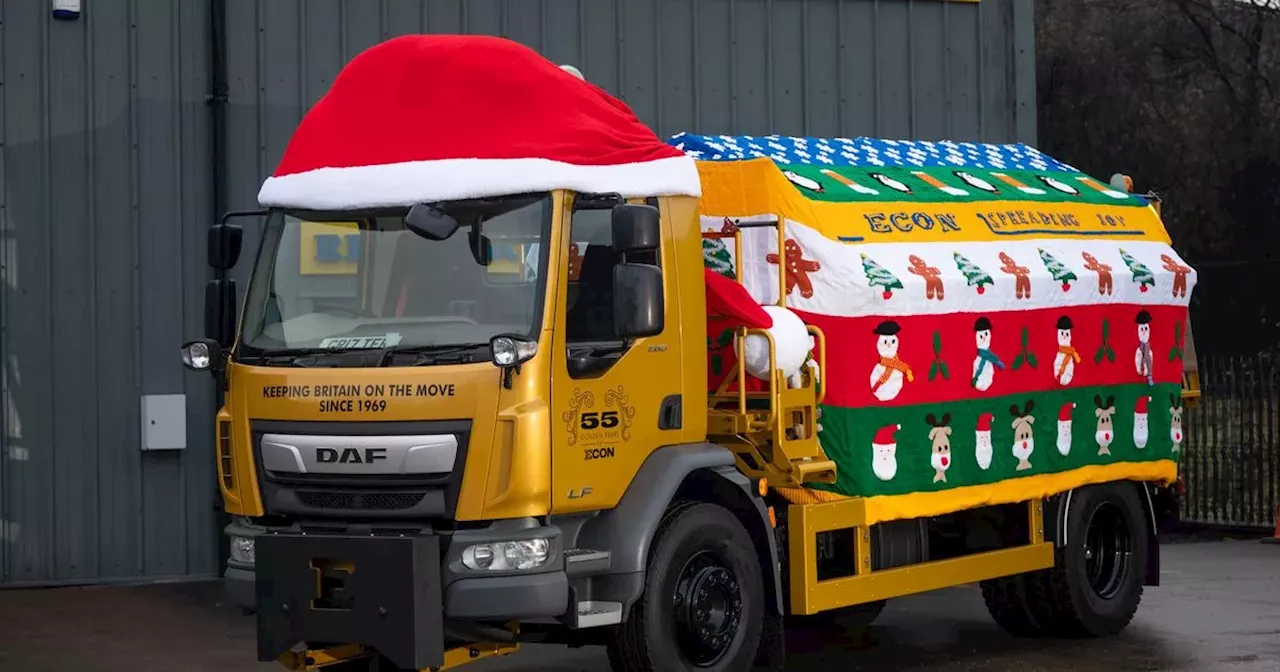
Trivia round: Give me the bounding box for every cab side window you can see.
[565,206,617,342]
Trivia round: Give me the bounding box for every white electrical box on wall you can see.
[140,394,187,451]
[52,0,82,21]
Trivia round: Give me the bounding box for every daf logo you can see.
[316,447,388,464]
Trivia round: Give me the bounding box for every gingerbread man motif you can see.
[1082,251,1113,295]
[906,255,945,301]
[567,243,584,281]
[766,239,821,299]
[1160,254,1191,298]
[998,252,1031,299]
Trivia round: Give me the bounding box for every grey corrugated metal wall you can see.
[0,0,217,586]
[1,0,1035,586]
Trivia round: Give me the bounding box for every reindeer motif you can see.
[1082,252,1114,296]
[1009,400,1036,471]
[925,413,953,483]
[1094,394,1117,456]
[907,255,945,301]
[1169,393,1184,452]
[1161,254,1191,298]
[998,252,1032,299]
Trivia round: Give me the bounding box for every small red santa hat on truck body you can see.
[258,34,701,210]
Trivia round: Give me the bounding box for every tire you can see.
[982,483,1148,639]
[607,501,765,672]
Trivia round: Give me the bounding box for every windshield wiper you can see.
[377,343,490,367]
[247,346,385,367]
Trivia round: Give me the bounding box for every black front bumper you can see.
[254,532,445,670]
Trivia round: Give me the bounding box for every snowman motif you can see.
[926,413,953,484]
[1053,315,1081,386]
[1094,394,1117,456]
[971,316,1005,392]
[1133,395,1150,449]
[1134,310,1154,385]
[974,412,995,470]
[1009,400,1036,471]
[870,320,913,402]
[1057,401,1075,456]
[871,424,900,481]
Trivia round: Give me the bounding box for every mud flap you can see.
[254,532,444,670]
[752,612,786,671]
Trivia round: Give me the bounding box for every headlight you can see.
[230,535,255,565]
[461,538,550,571]
[489,336,538,368]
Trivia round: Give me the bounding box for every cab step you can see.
[564,548,611,577]
[574,600,623,628]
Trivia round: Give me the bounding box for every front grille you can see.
[296,491,427,511]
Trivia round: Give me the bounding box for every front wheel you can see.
[982,482,1148,638]
[607,501,764,672]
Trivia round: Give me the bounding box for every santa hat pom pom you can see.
[740,306,812,381]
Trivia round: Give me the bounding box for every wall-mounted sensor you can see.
[53,0,82,21]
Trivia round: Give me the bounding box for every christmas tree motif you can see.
[861,253,904,299]
[1118,248,1155,293]
[702,238,736,279]
[1037,248,1078,292]
[953,252,994,295]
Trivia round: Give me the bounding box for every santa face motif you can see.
[975,431,993,470]
[1057,420,1072,456]
[1133,414,1149,449]
[872,444,898,481]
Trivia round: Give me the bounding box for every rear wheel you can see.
[982,483,1148,638]
[608,501,764,672]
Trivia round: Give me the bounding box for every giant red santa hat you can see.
[257,35,701,210]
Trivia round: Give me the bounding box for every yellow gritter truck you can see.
[181,35,1199,671]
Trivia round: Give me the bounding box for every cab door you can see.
[549,194,684,513]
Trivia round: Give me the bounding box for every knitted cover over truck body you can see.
[674,132,1196,524]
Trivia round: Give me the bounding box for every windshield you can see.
[237,193,551,365]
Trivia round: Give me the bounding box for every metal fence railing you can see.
[1180,351,1280,529]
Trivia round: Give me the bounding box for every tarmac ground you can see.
[0,536,1276,672]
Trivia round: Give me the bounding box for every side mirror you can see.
[611,204,661,253]
[204,278,238,347]
[471,232,493,266]
[613,263,664,338]
[406,203,460,241]
[207,223,244,270]
[181,338,223,373]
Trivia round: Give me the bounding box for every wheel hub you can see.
[673,552,743,666]
[1083,502,1133,600]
